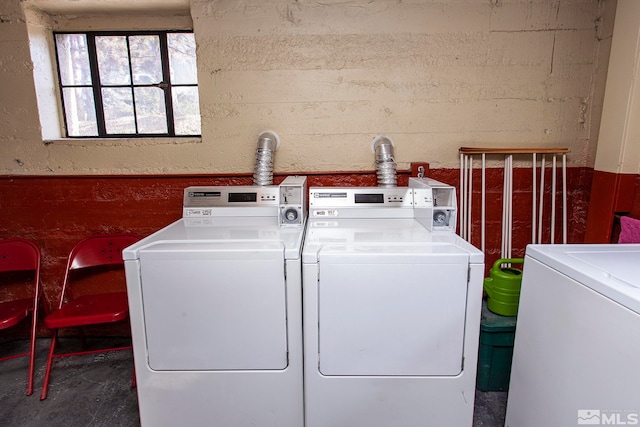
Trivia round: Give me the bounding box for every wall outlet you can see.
[410,162,430,177]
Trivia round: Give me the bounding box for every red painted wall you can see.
[427,167,592,267]
[631,175,640,217]
[0,167,592,336]
[585,170,640,243]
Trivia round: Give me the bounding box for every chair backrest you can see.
[0,238,41,275]
[68,234,141,271]
[56,233,141,308]
[0,238,41,312]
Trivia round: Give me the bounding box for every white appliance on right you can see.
[302,181,483,427]
[505,244,640,427]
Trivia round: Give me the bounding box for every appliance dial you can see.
[285,208,299,222]
[433,210,447,226]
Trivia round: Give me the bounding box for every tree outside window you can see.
[55,31,201,138]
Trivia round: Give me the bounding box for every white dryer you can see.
[123,177,307,427]
[302,183,484,427]
[505,244,640,427]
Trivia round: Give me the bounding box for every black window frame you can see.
[53,30,200,139]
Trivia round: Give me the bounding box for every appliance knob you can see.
[285,208,299,222]
[433,210,447,226]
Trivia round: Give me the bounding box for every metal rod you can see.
[468,156,473,243]
[532,153,537,244]
[464,154,470,241]
[551,155,557,244]
[562,154,567,244]
[507,155,513,258]
[460,154,466,240]
[460,147,570,155]
[481,153,486,253]
[460,154,464,239]
[538,155,546,243]
[501,157,508,258]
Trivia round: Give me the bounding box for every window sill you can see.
[43,136,202,146]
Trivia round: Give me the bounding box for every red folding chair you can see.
[0,238,43,396]
[40,233,141,400]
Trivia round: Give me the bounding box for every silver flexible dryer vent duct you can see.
[253,131,280,186]
[372,135,397,187]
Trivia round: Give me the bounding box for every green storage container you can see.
[483,258,524,317]
[476,300,517,392]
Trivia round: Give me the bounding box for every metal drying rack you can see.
[459,147,570,257]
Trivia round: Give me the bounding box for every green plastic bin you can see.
[476,300,517,392]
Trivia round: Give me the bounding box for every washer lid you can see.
[525,244,640,314]
[123,217,305,261]
[302,218,483,264]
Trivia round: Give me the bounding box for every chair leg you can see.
[26,309,38,396]
[131,364,136,388]
[40,329,58,401]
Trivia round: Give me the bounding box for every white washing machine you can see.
[505,244,640,427]
[302,181,484,427]
[123,176,307,427]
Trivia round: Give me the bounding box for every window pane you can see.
[96,36,131,85]
[172,87,201,135]
[168,33,197,85]
[130,36,162,85]
[56,34,92,86]
[102,87,135,134]
[135,87,167,134]
[56,31,200,138]
[62,87,98,136]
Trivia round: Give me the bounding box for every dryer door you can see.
[318,244,469,376]
[139,241,287,371]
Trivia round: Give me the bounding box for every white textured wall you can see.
[595,0,640,175]
[0,0,616,175]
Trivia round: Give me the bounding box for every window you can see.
[54,31,201,138]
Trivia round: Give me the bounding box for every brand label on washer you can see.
[184,208,213,216]
[314,192,347,198]
[312,210,339,217]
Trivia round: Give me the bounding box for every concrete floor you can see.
[0,337,507,427]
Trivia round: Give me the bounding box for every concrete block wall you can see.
[0,0,618,313]
[192,0,614,173]
[0,0,616,175]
